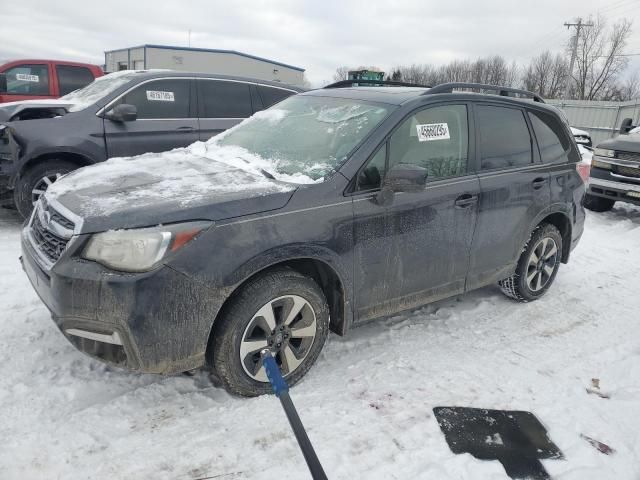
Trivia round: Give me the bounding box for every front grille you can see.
[614,165,640,179]
[29,200,75,265]
[617,151,640,162]
[31,215,69,263]
[50,210,74,230]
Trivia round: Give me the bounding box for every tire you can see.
[583,193,615,212]
[498,223,563,302]
[13,160,77,218]
[210,268,330,397]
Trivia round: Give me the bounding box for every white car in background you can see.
[571,126,592,148]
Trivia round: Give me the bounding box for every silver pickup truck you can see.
[585,119,640,212]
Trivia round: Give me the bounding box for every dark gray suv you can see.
[20,82,586,397]
[0,70,301,217]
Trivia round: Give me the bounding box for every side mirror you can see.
[376,164,428,205]
[620,118,635,134]
[0,73,7,94]
[105,103,137,122]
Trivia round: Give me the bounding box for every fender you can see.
[225,242,352,297]
[524,202,573,261]
[12,146,101,188]
[221,242,354,333]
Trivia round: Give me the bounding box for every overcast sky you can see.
[1,0,639,86]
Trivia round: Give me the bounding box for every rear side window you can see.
[4,64,49,95]
[257,86,294,108]
[528,110,571,164]
[56,65,95,95]
[388,104,469,180]
[477,105,532,170]
[198,80,252,118]
[119,79,191,119]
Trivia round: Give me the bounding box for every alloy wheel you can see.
[239,295,317,382]
[526,237,559,292]
[31,173,62,205]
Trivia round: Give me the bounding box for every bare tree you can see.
[522,51,568,98]
[572,16,632,100]
[333,66,350,82]
[620,70,640,100]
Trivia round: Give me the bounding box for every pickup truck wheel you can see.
[498,223,562,302]
[583,193,615,212]
[210,268,329,397]
[14,160,76,218]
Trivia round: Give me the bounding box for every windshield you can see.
[60,71,141,112]
[215,95,393,181]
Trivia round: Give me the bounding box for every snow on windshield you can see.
[215,97,392,180]
[60,70,141,112]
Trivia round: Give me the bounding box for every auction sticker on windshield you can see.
[146,91,175,102]
[16,73,39,83]
[417,123,450,142]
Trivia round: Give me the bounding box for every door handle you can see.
[454,194,478,208]
[176,126,196,132]
[532,177,547,190]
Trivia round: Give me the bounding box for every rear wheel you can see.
[584,193,615,212]
[14,160,77,218]
[499,223,562,302]
[210,268,329,397]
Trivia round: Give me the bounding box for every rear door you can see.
[353,103,481,322]
[0,63,53,102]
[196,79,253,141]
[466,103,551,290]
[103,78,199,158]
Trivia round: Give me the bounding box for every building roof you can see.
[104,44,305,72]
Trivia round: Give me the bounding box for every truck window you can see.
[56,65,95,95]
[257,86,294,108]
[4,64,49,95]
[117,79,191,119]
[198,80,252,118]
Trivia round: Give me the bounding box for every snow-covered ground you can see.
[1,204,639,480]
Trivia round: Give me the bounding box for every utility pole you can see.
[563,18,593,99]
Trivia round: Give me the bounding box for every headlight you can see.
[594,147,615,158]
[591,158,613,170]
[83,221,211,272]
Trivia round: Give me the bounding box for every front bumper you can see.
[20,227,223,374]
[587,177,640,207]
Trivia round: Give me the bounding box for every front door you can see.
[103,78,199,158]
[353,103,480,322]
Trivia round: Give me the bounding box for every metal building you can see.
[104,44,305,87]
[548,98,640,145]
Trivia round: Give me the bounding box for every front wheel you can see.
[14,160,77,218]
[210,268,330,397]
[499,223,562,302]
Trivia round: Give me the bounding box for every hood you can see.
[0,99,74,122]
[45,143,303,233]
[597,133,640,153]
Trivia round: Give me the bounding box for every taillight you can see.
[576,162,590,183]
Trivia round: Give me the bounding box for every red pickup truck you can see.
[0,59,103,103]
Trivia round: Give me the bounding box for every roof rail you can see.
[424,82,545,103]
[324,79,431,89]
